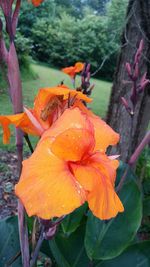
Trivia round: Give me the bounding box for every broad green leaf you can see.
[49,224,90,267]
[143,197,150,216]
[49,239,70,267]
[61,204,87,234]
[85,180,142,260]
[95,241,150,267]
[115,161,136,186]
[0,216,22,267]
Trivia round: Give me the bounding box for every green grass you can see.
[0,62,112,151]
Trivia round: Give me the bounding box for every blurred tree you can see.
[107,0,150,161]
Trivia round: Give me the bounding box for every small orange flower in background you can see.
[15,107,124,220]
[62,62,84,79]
[0,85,91,144]
[31,0,44,6]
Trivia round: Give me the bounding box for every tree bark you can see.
[107,0,150,162]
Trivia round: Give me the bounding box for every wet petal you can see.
[71,153,123,220]
[51,128,95,162]
[89,115,119,152]
[70,163,98,191]
[73,101,119,151]
[88,152,119,185]
[15,138,86,219]
[41,107,94,141]
[88,172,124,220]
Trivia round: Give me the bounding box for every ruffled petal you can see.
[33,87,92,130]
[70,163,98,191]
[88,172,124,220]
[71,153,123,220]
[73,101,119,151]
[74,62,84,72]
[87,152,119,185]
[51,128,95,162]
[0,113,39,144]
[89,115,119,152]
[15,138,86,219]
[62,62,84,78]
[41,107,94,141]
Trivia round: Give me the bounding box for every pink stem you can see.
[129,131,150,166]
[117,131,150,192]
[0,1,30,266]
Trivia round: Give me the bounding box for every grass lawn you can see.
[0,62,112,151]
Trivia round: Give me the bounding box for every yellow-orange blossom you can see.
[15,106,124,220]
[0,85,91,144]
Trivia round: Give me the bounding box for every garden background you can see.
[0,0,150,266]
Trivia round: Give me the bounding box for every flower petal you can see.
[15,138,86,219]
[24,107,44,135]
[73,101,119,151]
[62,62,84,78]
[31,0,44,6]
[33,87,91,130]
[89,115,119,152]
[70,163,98,191]
[41,107,94,141]
[0,113,39,144]
[88,172,124,220]
[51,128,95,162]
[74,62,84,72]
[71,153,123,220]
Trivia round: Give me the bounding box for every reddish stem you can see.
[117,131,150,192]
[129,131,150,166]
[0,1,30,266]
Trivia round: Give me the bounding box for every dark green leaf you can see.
[85,180,142,260]
[94,241,150,267]
[61,204,87,234]
[0,216,21,267]
[115,161,136,186]
[143,197,150,216]
[49,224,90,267]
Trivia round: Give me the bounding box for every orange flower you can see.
[0,86,91,144]
[15,107,124,220]
[31,0,44,6]
[62,62,84,79]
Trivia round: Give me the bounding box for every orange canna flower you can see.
[31,0,44,6]
[0,86,91,144]
[62,62,84,79]
[15,107,124,220]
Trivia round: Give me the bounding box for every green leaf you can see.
[85,180,142,260]
[143,196,150,216]
[61,204,87,234]
[49,224,90,267]
[0,216,22,267]
[94,241,150,267]
[115,161,136,186]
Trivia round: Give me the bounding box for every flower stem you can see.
[24,134,34,153]
[30,227,44,267]
[117,131,150,192]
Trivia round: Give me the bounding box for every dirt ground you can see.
[0,150,20,219]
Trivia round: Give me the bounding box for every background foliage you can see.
[17,0,128,80]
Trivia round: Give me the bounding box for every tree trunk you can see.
[107,0,150,162]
